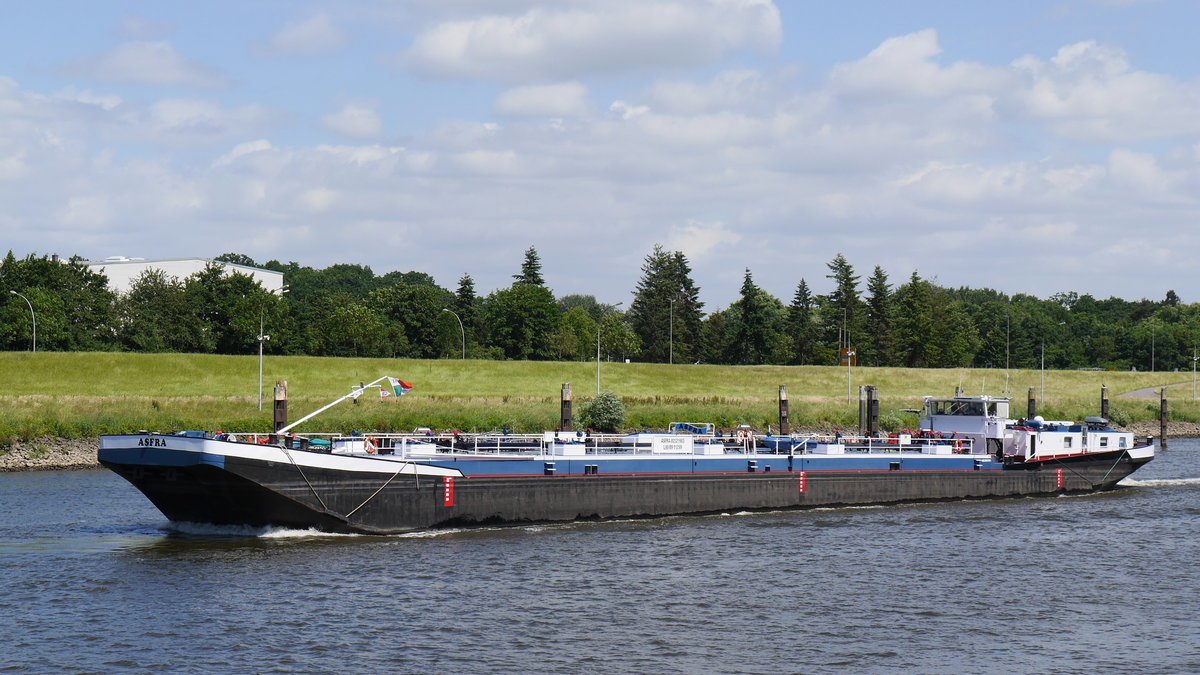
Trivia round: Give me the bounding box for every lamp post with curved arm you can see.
[443,308,465,359]
[9,290,35,352]
[257,287,288,411]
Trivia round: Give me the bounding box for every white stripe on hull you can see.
[99,435,463,477]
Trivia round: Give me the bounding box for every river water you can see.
[2,441,1198,674]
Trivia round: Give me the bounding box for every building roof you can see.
[84,257,285,294]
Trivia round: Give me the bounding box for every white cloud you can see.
[7,25,1200,304]
[263,13,347,56]
[494,82,590,118]
[647,70,776,114]
[214,140,274,167]
[111,14,174,39]
[57,195,114,229]
[321,101,384,140]
[829,29,1011,99]
[65,41,227,88]
[1012,40,1200,142]
[400,0,781,82]
[667,220,742,261]
[127,99,277,144]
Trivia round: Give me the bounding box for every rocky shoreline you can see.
[2,420,1195,473]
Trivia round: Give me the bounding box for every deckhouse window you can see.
[1099,437,1108,448]
[930,400,985,416]
[1063,437,1073,449]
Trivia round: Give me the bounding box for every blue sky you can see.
[2,0,1199,307]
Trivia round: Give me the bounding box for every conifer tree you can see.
[453,273,483,347]
[727,268,774,364]
[819,253,864,364]
[891,271,934,367]
[786,279,818,365]
[863,265,893,366]
[628,244,704,363]
[513,246,545,286]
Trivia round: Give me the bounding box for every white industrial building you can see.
[85,257,285,295]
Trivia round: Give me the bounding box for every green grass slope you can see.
[0,352,1193,442]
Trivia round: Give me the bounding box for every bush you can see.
[878,413,904,432]
[1108,408,1132,426]
[580,391,625,432]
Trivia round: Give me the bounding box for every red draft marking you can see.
[798,471,807,494]
[1056,468,1064,489]
[442,477,455,507]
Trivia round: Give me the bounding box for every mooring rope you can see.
[279,444,329,512]
[344,461,414,519]
[1046,450,1128,488]
[1096,450,1131,485]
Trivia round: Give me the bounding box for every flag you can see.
[387,377,413,397]
[380,388,391,401]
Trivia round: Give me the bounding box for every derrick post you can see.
[778,385,790,435]
[273,380,288,432]
[1027,387,1037,419]
[561,383,573,432]
[1101,385,1109,419]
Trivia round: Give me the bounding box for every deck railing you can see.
[268,431,981,458]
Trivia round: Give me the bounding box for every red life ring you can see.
[365,436,378,454]
[953,439,964,452]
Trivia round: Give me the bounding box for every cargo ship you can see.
[99,377,1156,534]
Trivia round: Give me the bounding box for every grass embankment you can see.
[1,352,1195,444]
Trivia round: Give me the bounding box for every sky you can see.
[3,0,1200,308]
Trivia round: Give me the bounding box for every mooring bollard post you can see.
[778,385,789,435]
[1160,388,1168,449]
[867,386,880,436]
[561,383,573,432]
[1101,385,1109,420]
[1028,387,1037,419]
[273,380,288,432]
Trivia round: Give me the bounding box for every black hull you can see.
[102,448,1152,535]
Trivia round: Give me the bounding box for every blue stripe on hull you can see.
[420,454,999,477]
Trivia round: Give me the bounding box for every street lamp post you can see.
[443,308,465,359]
[257,306,270,411]
[598,302,623,395]
[1151,321,1156,372]
[1005,309,1010,395]
[668,298,674,365]
[257,287,287,411]
[9,291,35,352]
[1042,321,1066,402]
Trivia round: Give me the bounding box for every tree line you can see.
[2,248,1197,372]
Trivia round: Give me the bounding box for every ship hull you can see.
[100,435,1154,534]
